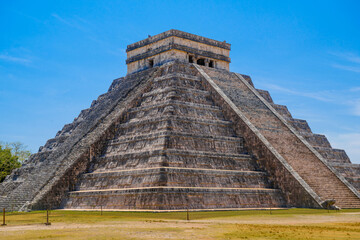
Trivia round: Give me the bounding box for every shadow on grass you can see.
[2,208,360,226]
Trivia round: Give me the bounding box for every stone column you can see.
[205,59,210,67]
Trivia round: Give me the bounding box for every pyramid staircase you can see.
[2,61,359,211]
[197,65,360,209]
[64,63,286,210]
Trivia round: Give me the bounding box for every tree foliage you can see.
[0,145,21,182]
[0,142,31,182]
[2,142,32,163]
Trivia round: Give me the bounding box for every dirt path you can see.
[1,212,359,232]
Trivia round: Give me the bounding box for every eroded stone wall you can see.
[64,61,286,210]
[0,68,158,211]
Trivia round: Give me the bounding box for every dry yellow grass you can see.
[0,209,359,239]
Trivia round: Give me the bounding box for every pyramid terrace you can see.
[1,30,360,211]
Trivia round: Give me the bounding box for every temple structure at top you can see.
[126,29,231,74]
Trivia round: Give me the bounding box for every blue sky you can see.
[1,0,360,163]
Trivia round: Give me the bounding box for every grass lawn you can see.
[0,208,359,239]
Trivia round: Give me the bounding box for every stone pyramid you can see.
[1,30,359,211]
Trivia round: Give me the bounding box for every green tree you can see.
[0,145,21,182]
[0,141,31,163]
[9,142,31,163]
[0,142,31,182]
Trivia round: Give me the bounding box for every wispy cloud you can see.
[330,52,360,64]
[0,54,31,64]
[332,64,360,73]
[330,51,360,73]
[259,80,360,117]
[51,13,88,32]
[350,87,360,92]
[262,83,334,102]
[327,132,360,163]
[52,13,71,25]
[352,99,360,116]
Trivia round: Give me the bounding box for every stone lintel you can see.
[127,29,231,52]
[126,30,231,74]
[126,43,231,64]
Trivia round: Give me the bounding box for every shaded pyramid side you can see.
[0,68,158,211]
[64,62,286,210]
[255,89,360,193]
[330,164,360,191]
[197,65,360,208]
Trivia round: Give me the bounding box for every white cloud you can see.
[350,87,360,92]
[330,51,360,73]
[343,99,360,116]
[353,99,360,116]
[259,81,360,118]
[0,54,31,64]
[330,52,360,64]
[262,83,334,102]
[327,133,360,164]
[52,13,72,26]
[51,13,88,32]
[332,64,360,73]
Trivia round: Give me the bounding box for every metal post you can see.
[45,209,51,225]
[186,206,189,221]
[1,208,6,226]
[186,192,190,221]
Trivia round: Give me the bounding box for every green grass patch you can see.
[1,209,359,240]
[218,223,360,240]
[3,208,360,225]
[0,208,351,223]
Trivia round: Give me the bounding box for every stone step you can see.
[298,132,331,148]
[91,149,257,173]
[77,167,270,190]
[330,163,360,168]
[109,130,243,144]
[314,147,351,164]
[64,187,286,210]
[142,86,209,98]
[70,186,280,194]
[129,100,220,113]
[127,100,225,122]
[140,86,212,107]
[115,115,235,137]
[104,130,244,155]
[152,73,202,83]
[123,115,232,127]
[86,167,265,175]
[149,73,204,91]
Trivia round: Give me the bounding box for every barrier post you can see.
[1,208,6,226]
[186,207,189,221]
[45,209,51,225]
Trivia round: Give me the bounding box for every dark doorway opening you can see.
[209,60,214,68]
[148,59,154,68]
[189,55,194,63]
[197,58,205,66]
